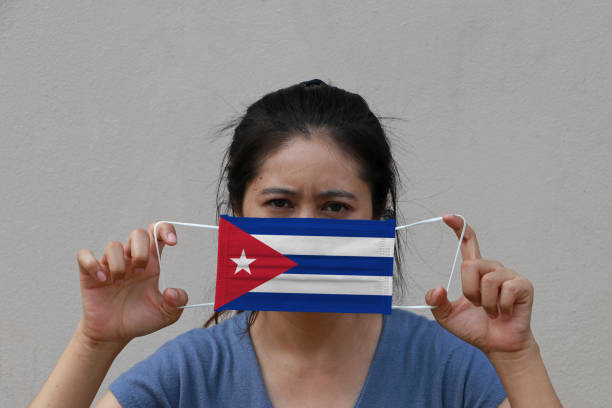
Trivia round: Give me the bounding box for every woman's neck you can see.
[249,312,383,407]
[250,311,382,365]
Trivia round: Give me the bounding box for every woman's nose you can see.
[295,206,317,219]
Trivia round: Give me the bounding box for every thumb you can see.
[426,287,453,325]
[160,288,189,324]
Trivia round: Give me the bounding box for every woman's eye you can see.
[322,202,350,213]
[267,199,292,208]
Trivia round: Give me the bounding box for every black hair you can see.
[206,80,402,328]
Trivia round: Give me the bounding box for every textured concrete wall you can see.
[2,1,611,406]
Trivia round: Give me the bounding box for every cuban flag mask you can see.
[154,215,465,315]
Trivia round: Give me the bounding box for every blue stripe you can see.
[285,255,393,276]
[221,215,396,238]
[217,292,392,314]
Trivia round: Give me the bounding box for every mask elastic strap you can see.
[392,214,466,310]
[153,221,218,309]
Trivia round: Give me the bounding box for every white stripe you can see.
[250,274,392,296]
[251,234,395,258]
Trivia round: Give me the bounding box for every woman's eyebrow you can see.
[317,190,356,199]
[260,187,298,195]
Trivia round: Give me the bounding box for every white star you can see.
[230,249,256,275]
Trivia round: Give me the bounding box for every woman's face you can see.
[241,132,373,220]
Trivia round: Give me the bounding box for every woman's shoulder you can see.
[385,308,448,338]
[384,309,479,359]
[115,312,252,375]
[153,312,252,367]
[363,310,506,406]
[110,312,260,407]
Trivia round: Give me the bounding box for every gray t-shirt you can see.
[110,310,506,407]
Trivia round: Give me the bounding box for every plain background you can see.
[2,1,611,406]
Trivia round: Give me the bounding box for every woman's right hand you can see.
[75,222,188,346]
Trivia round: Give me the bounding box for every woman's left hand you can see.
[426,215,536,355]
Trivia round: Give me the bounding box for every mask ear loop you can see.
[153,221,218,309]
[392,214,466,310]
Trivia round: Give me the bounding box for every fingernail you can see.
[166,288,178,301]
[167,232,177,243]
[96,271,107,282]
[134,268,144,275]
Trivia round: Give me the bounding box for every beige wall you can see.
[2,1,611,406]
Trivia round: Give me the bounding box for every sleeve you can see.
[109,340,184,408]
[441,341,507,408]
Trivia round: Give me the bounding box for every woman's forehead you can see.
[251,136,368,194]
[260,135,358,171]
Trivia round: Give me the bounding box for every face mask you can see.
[154,214,465,314]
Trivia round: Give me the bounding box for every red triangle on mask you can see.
[214,217,297,310]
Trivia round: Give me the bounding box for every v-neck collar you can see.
[238,312,390,408]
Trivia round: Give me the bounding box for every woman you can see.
[31,80,561,407]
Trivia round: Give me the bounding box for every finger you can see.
[101,241,126,284]
[461,259,482,306]
[480,268,517,318]
[159,288,188,325]
[148,222,177,257]
[443,214,481,260]
[77,249,107,283]
[125,228,150,274]
[499,277,533,318]
[461,259,505,306]
[426,287,453,324]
